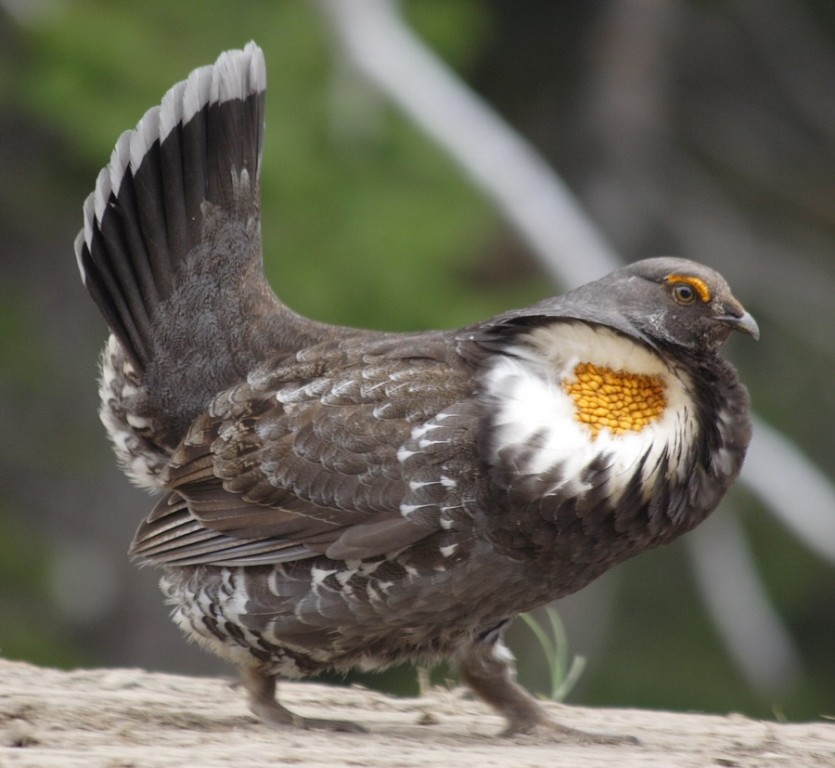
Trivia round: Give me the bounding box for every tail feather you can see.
[75,42,267,372]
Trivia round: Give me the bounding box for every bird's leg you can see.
[241,667,367,733]
[458,638,550,734]
[458,638,638,744]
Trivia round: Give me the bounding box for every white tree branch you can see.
[314,0,619,288]
[687,513,802,692]
[744,417,835,562]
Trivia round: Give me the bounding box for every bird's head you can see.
[476,257,759,358]
[585,257,759,355]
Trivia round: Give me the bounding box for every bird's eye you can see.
[672,283,696,304]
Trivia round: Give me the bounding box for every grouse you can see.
[76,43,759,737]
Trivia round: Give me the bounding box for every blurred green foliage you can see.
[0,506,85,666]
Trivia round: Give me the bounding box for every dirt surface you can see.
[0,658,833,767]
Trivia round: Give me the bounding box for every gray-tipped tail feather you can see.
[75,43,266,371]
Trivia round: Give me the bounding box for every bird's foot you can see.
[457,640,639,745]
[251,697,366,733]
[503,713,640,745]
[242,667,367,734]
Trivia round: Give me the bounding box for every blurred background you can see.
[1,0,833,721]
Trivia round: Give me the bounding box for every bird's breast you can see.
[480,322,698,501]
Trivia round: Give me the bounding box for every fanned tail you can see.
[75,43,267,373]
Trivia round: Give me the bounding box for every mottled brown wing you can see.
[130,338,480,566]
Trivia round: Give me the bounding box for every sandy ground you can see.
[0,658,833,768]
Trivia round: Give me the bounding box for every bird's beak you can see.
[717,307,760,341]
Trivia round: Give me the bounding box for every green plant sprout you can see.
[520,606,586,702]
